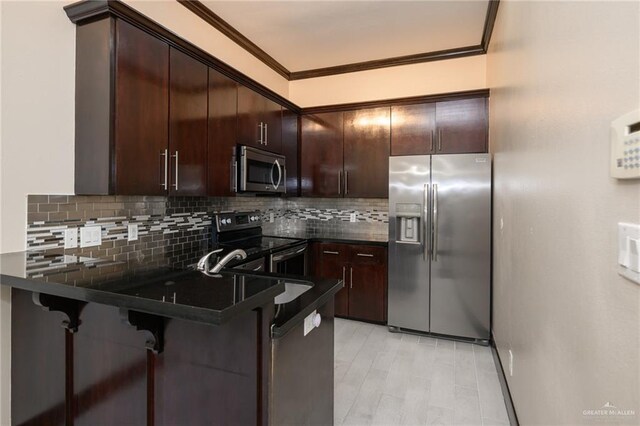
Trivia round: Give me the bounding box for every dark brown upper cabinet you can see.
[435,98,487,154]
[391,98,487,156]
[343,107,390,198]
[300,112,344,197]
[282,108,299,196]
[237,86,282,153]
[169,48,208,196]
[391,103,436,155]
[75,18,171,195]
[207,68,238,197]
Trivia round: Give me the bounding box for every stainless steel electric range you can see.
[212,211,308,275]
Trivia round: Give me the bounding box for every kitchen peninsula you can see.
[0,249,341,425]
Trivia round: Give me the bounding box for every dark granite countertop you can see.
[0,249,286,325]
[264,230,388,246]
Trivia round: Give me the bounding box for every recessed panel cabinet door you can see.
[115,20,169,195]
[208,68,238,196]
[343,107,390,198]
[435,98,487,154]
[301,112,344,197]
[169,48,208,196]
[391,103,436,155]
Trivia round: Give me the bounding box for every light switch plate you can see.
[128,224,138,241]
[618,222,640,284]
[64,228,78,249]
[350,212,356,222]
[80,226,102,248]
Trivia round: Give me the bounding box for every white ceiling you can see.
[200,1,490,72]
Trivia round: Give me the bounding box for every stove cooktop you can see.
[218,236,304,257]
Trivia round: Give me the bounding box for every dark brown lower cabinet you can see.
[10,288,270,426]
[314,242,387,323]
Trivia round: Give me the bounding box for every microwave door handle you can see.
[273,159,282,190]
[270,161,276,189]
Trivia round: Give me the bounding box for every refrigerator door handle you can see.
[433,183,439,262]
[423,183,430,261]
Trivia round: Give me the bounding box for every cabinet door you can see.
[348,245,387,323]
[391,103,436,155]
[208,68,238,196]
[343,107,390,198]
[435,98,487,154]
[316,243,351,317]
[300,112,344,197]
[237,86,266,149]
[282,108,299,196]
[262,98,282,153]
[169,48,208,196]
[114,20,169,195]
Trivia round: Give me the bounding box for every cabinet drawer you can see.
[350,245,386,265]
[318,243,351,258]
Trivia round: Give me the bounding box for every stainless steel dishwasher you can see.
[269,300,334,425]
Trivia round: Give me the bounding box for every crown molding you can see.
[178,0,500,81]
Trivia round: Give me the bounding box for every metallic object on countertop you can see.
[388,154,491,342]
[209,249,247,274]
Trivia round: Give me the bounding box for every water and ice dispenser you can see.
[395,203,422,243]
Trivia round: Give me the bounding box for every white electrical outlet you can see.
[64,228,78,249]
[350,212,356,222]
[128,224,139,241]
[80,226,102,248]
[269,212,274,223]
[509,349,514,376]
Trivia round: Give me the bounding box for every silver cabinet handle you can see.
[342,266,346,288]
[253,264,263,271]
[231,160,237,192]
[424,183,429,261]
[356,253,373,257]
[438,129,442,151]
[258,122,263,144]
[345,170,349,195]
[350,267,353,289]
[160,149,168,189]
[338,171,342,195]
[171,151,179,190]
[264,123,268,145]
[430,130,435,152]
[433,183,439,261]
[323,250,339,255]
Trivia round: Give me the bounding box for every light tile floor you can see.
[334,318,510,426]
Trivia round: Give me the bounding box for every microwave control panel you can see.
[611,109,640,179]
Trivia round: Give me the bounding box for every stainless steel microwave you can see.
[237,145,286,194]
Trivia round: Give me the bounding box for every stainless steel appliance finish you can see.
[269,302,334,426]
[237,145,286,194]
[269,243,308,276]
[388,154,491,340]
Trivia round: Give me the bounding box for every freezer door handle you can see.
[433,183,439,262]
[424,183,430,261]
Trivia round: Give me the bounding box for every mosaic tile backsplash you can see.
[26,195,388,260]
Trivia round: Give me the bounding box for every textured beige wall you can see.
[488,1,640,424]
[289,55,487,107]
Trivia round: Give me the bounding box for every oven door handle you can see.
[271,245,307,262]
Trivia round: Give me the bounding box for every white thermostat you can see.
[611,109,640,179]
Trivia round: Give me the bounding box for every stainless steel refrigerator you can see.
[388,154,491,341]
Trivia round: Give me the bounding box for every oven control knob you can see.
[313,313,321,328]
